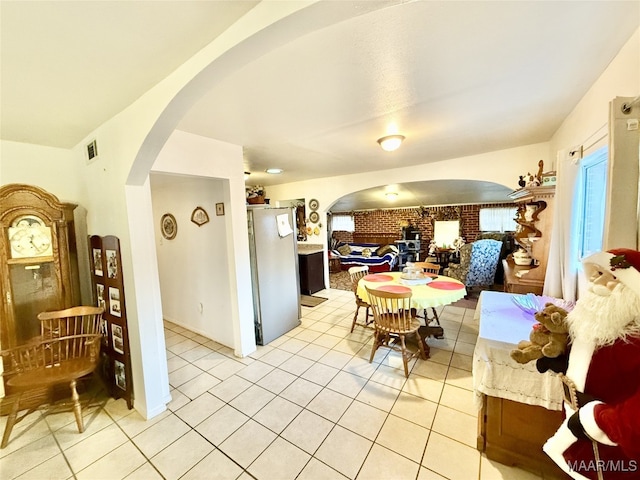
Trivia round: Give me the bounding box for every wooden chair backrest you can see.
[365,287,414,332]
[348,266,370,293]
[37,306,104,339]
[413,262,440,274]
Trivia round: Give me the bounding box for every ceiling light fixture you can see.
[377,134,405,152]
[385,192,398,200]
[244,171,251,180]
[265,168,283,174]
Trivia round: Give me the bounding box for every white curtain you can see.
[331,214,354,232]
[479,207,517,232]
[544,149,582,301]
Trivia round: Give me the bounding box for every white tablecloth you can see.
[472,290,563,411]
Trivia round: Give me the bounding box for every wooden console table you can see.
[473,291,567,479]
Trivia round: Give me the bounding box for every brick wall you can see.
[332,202,514,256]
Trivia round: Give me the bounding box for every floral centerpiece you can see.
[246,185,266,204]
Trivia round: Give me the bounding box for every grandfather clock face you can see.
[7,215,53,259]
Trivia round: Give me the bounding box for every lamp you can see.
[244,171,251,180]
[385,192,398,200]
[377,135,405,152]
[266,168,283,174]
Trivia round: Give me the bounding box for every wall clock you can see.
[161,213,177,240]
[309,198,319,211]
[8,215,53,259]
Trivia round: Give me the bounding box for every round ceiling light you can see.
[377,135,405,152]
[265,168,283,174]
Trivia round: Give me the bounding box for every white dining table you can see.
[472,290,563,411]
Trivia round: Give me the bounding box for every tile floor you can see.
[1,287,548,480]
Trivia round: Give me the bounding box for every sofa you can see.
[332,242,399,273]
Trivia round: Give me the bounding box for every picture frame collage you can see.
[89,234,134,409]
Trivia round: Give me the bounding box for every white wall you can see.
[1,140,82,202]
[152,130,255,357]
[550,28,640,158]
[150,175,234,346]
[550,27,640,252]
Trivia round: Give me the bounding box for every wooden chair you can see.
[366,287,427,377]
[348,266,374,332]
[412,262,442,329]
[0,306,104,449]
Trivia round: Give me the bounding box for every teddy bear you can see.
[510,302,569,364]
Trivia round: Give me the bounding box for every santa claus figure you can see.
[542,248,640,479]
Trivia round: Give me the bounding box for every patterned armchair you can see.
[443,239,502,289]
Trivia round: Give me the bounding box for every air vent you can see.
[86,139,98,163]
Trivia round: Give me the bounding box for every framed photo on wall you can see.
[109,287,121,317]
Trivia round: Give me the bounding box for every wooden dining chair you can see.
[412,262,442,328]
[348,266,374,332]
[0,306,104,449]
[365,286,427,377]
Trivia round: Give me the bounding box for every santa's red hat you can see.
[582,248,640,299]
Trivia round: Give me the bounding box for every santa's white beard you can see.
[566,282,640,347]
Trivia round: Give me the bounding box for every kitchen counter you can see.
[297,245,325,294]
[297,243,323,255]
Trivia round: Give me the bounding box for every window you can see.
[331,214,354,232]
[433,220,460,248]
[479,207,517,232]
[577,147,608,258]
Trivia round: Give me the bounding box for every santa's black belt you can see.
[562,382,598,408]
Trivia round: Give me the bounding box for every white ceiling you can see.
[2,1,638,210]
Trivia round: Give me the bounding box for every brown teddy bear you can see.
[510,302,569,364]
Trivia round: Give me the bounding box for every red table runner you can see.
[427,281,465,290]
[363,274,393,282]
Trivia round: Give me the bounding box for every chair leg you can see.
[351,301,362,333]
[70,380,84,433]
[399,335,410,378]
[369,331,384,363]
[1,394,22,449]
[415,331,428,361]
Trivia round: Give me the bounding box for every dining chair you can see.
[0,306,104,449]
[412,261,442,328]
[365,286,427,377]
[348,266,373,332]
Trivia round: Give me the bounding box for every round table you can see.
[357,272,467,356]
[357,271,467,309]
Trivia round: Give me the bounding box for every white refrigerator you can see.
[247,206,301,345]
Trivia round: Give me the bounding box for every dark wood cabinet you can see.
[478,395,568,479]
[0,184,81,348]
[298,251,325,295]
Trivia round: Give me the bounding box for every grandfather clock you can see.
[0,184,81,348]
